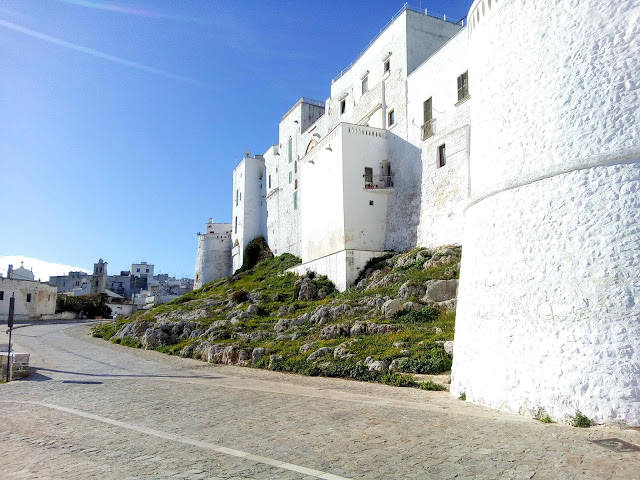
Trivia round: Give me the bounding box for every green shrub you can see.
[354,253,395,285]
[394,306,439,324]
[459,392,466,401]
[538,414,554,424]
[231,289,248,303]
[570,411,593,428]
[418,380,446,391]
[238,237,273,272]
[398,346,452,374]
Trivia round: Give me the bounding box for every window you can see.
[145,268,149,273]
[268,174,271,189]
[387,109,395,127]
[235,189,239,206]
[293,191,298,210]
[362,75,368,94]
[234,217,238,234]
[26,293,32,303]
[294,161,297,173]
[340,99,346,115]
[364,167,373,187]
[369,200,374,206]
[457,71,469,102]
[289,171,292,183]
[136,268,140,272]
[422,97,433,139]
[288,137,292,163]
[295,179,298,190]
[384,59,390,74]
[438,144,447,167]
[0,291,3,301]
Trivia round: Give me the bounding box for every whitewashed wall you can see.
[452,0,640,426]
[407,30,470,248]
[0,278,57,320]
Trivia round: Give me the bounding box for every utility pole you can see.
[5,294,15,382]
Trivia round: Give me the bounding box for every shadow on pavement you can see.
[33,367,222,380]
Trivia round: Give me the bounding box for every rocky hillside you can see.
[94,245,461,389]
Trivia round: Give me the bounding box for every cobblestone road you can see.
[1,323,639,479]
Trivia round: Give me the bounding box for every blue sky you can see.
[0,0,472,278]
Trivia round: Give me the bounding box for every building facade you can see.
[194,1,639,425]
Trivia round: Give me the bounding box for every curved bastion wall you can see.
[451,0,640,424]
[194,233,232,289]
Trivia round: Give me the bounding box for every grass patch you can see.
[418,380,447,391]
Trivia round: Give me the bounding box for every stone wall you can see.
[1,353,30,380]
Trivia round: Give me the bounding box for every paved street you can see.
[1,323,638,479]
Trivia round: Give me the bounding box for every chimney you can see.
[7,264,13,279]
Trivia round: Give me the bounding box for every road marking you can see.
[2,400,351,480]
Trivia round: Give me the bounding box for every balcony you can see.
[421,119,436,140]
[364,174,394,190]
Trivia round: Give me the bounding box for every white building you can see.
[194,219,232,288]
[1,266,57,321]
[131,261,153,278]
[195,1,639,425]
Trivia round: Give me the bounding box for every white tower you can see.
[194,219,232,289]
[451,0,640,425]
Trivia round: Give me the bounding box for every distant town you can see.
[1,259,193,321]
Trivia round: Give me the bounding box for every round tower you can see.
[451,0,640,425]
[194,219,233,289]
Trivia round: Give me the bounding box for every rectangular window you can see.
[26,293,32,302]
[268,174,271,189]
[422,97,433,139]
[294,161,297,173]
[384,59,390,74]
[387,109,395,127]
[364,167,373,187]
[136,268,140,272]
[145,269,149,273]
[234,217,238,234]
[295,179,298,190]
[457,71,469,102]
[289,171,292,183]
[293,191,298,210]
[340,99,346,115]
[0,291,3,301]
[362,75,368,94]
[235,189,239,206]
[438,144,447,167]
[288,137,292,163]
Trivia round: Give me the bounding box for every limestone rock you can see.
[320,324,350,339]
[333,343,354,359]
[444,341,454,356]
[423,280,459,303]
[295,277,318,301]
[389,357,408,372]
[247,304,259,315]
[307,347,332,361]
[368,360,388,372]
[398,281,427,301]
[269,354,283,368]
[402,301,422,311]
[252,347,267,363]
[299,343,315,354]
[382,298,403,317]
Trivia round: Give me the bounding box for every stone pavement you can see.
[0,323,638,479]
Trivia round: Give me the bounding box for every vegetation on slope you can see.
[93,242,461,390]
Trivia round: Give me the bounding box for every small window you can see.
[438,144,447,167]
[136,268,141,272]
[362,75,368,94]
[340,99,346,115]
[293,191,298,210]
[364,167,373,187]
[289,171,292,183]
[369,200,374,206]
[235,189,239,206]
[294,161,297,173]
[384,59,390,74]
[457,71,469,102]
[387,109,395,127]
[48,295,51,301]
[268,174,271,189]
[26,293,32,303]
[288,137,292,163]
[235,217,238,233]
[295,179,298,190]
[0,291,4,301]
[145,269,149,273]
